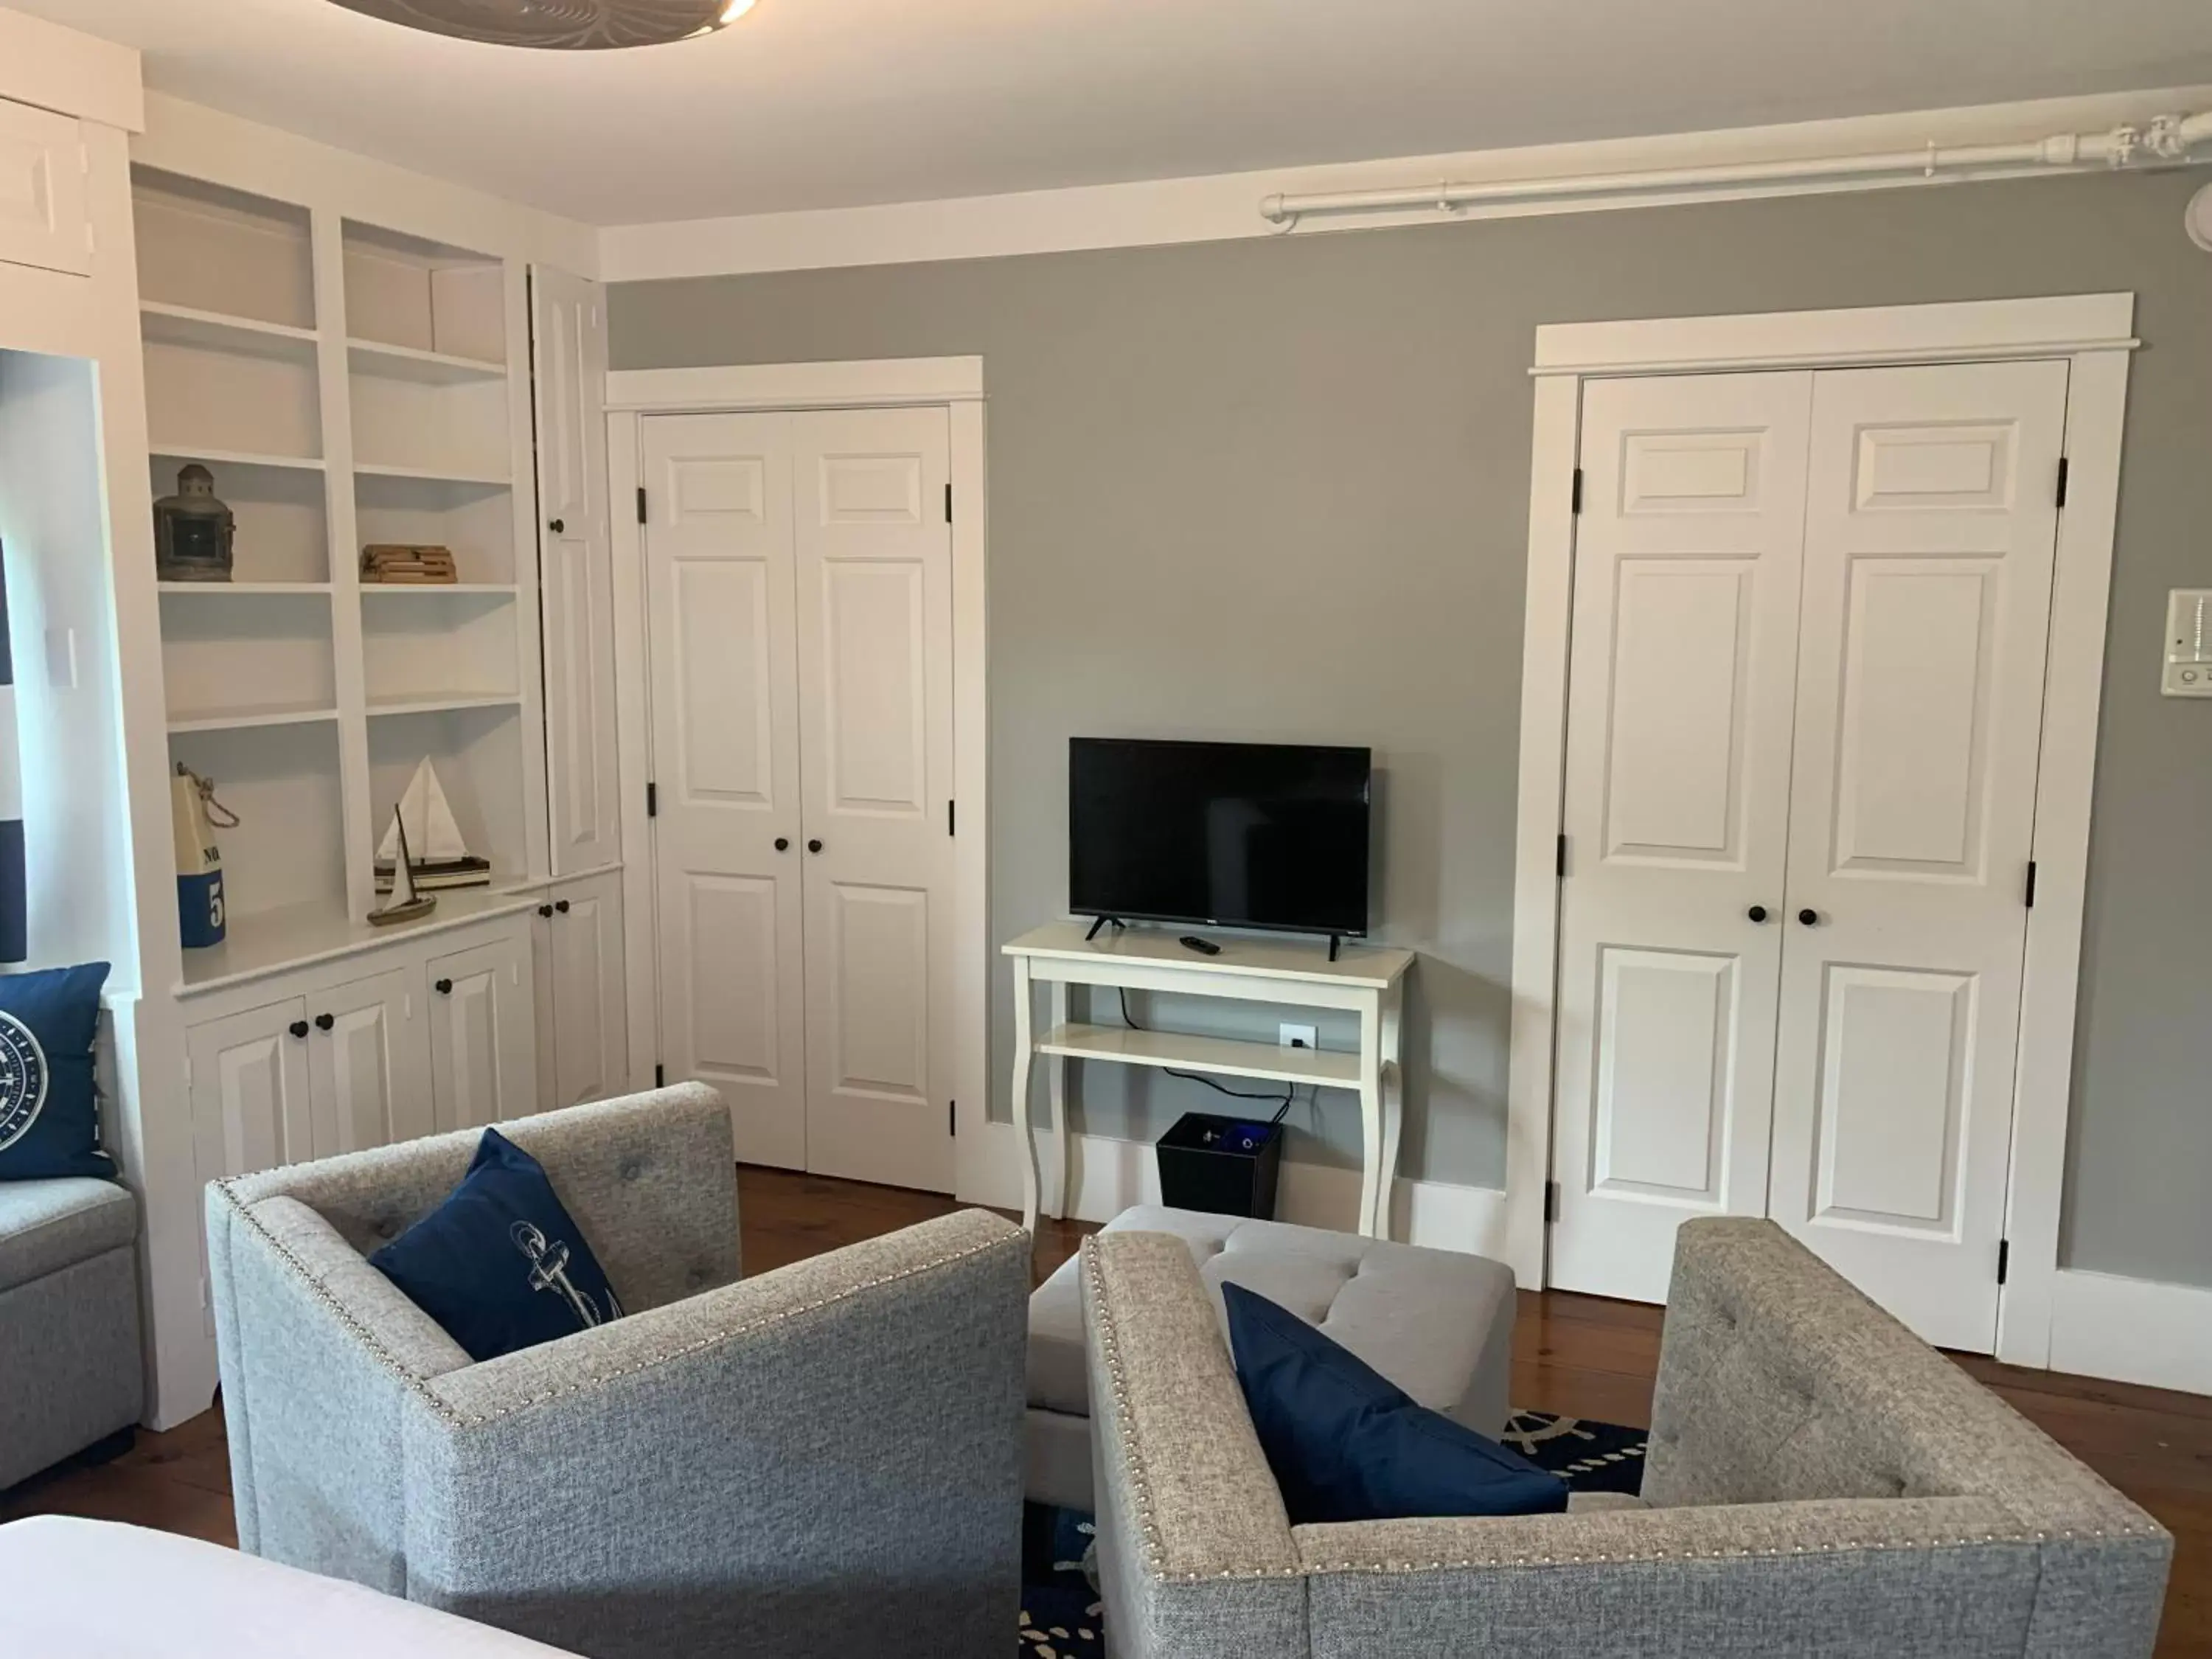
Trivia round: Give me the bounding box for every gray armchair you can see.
[1084,1217,2174,1659]
[204,1085,1029,1659]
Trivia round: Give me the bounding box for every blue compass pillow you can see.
[369,1127,625,1363]
[0,962,115,1182]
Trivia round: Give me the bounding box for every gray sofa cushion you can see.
[1031,1206,1514,1425]
[0,1178,136,1293]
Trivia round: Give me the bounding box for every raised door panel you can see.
[428,936,536,1132]
[551,874,627,1112]
[793,407,955,1194]
[1767,359,2069,1353]
[641,411,807,1166]
[185,998,310,1336]
[533,268,619,874]
[307,968,431,1157]
[0,100,88,278]
[1548,371,1812,1304]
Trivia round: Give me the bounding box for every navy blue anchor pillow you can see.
[0,962,116,1182]
[370,1127,624,1363]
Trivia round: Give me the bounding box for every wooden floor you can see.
[7,1167,2205,1655]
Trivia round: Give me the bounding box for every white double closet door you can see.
[642,407,956,1193]
[1550,358,2069,1352]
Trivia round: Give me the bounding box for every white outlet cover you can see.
[1279,1022,1318,1049]
[2164,589,2212,698]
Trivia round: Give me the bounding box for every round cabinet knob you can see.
[554,899,571,914]
[1798,908,1820,927]
[538,904,554,918]
[807,838,824,855]
[548,518,566,535]
[1747,905,1770,924]
[774,837,790,852]
[314,1012,335,1032]
[435,978,454,995]
[288,1020,310,1040]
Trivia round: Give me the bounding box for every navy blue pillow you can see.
[369,1128,624,1363]
[0,962,114,1182]
[1222,1280,1567,1525]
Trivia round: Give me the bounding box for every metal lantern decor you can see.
[152,464,236,582]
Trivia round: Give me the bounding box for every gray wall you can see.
[611,168,2212,1289]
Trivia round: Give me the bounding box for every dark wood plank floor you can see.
[7,1167,2204,1655]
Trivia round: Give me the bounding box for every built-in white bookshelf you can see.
[133,167,540,990]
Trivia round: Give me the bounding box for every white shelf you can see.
[365,691,521,717]
[177,881,544,997]
[358,583,517,597]
[354,461,509,487]
[167,702,341,734]
[347,337,506,383]
[150,445,325,474]
[142,302,319,356]
[159,581,333,597]
[1036,1021,1363,1089]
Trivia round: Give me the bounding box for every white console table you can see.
[1004,922,1415,1241]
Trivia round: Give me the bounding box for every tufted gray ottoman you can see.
[1025,1205,1516,1509]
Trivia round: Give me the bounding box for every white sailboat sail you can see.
[378,759,470,865]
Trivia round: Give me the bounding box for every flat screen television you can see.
[1068,737,1371,939]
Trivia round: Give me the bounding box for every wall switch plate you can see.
[2164,590,2212,697]
[1279,1022,1317,1050]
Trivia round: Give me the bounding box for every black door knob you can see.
[554,899,571,914]
[435,978,454,995]
[774,837,790,852]
[807,838,823,854]
[538,903,554,918]
[1747,905,1770,923]
[288,1020,310,1040]
[1798,908,1820,926]
[548,517,566,534]
[314,1012,335,1032]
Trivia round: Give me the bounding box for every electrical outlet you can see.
[1279,1022,1317,1051]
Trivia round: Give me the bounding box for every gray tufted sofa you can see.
[205,1085,1030,1659]
[0,1176,142,1489]
[1084,1216,2174,1659]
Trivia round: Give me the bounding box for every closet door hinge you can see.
[1571,467,1584,515]
[2053,458,2070,509]
[1997,1239,2010,1285]
[947,799,956,837]
[1544,1179,1562,1224]
[646,781,658,818]
[655,1063,665,1088]
[2024,860,2038,908]
[949,1100,957,1137]
[945,482,953,524]
[636,486,648,525]
[1556,833,1568,880]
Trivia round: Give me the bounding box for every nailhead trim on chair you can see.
[1080,1237,2163,1587]
[214,1178,1021,1429]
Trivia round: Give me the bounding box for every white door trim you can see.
[1504,296,2133,1371]
[605,357,990,1200]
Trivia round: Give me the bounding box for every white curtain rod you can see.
[1259,111,2212,229]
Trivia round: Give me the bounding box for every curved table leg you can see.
[1377,983,1405,1241]
[1012,956,1039,1236]
[1048,979,1070,1220]
[1357,989,1384,1238]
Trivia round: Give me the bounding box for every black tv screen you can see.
[1069,738,1371,938]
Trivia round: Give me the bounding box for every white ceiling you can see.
[22,0,2212,226]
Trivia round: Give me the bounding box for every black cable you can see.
[1118,987,1299,1124]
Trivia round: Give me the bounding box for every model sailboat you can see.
[367,803,436,926]
[374,759,492,894]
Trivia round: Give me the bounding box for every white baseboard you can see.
[965,1121,1508,1259]
[2048,1268,2212,1397]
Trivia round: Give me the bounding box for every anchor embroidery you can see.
[509,1219,621,1329]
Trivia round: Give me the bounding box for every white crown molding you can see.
[605,355,984,411]
[133,93,601,277]
[0,7,142,132]
[601,83,2212,282]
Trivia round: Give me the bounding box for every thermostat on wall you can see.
[2164,590,2212,697]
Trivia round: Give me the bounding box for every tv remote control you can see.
[1179,935,1222,956]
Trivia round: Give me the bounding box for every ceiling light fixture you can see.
[327,0,759,49]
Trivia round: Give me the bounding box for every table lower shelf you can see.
[1035,1022,1362,1089]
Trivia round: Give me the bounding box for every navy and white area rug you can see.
[1018,1410,1649,1658]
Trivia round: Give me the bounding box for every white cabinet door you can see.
[305,967,431,1158]
[532,267,620,874]
[187,998,313,1183]
[547,872,628,1112]
[792,407,956,1194]
[427,934,538,1132]
[642,412,809,1168]
[0,100,88,277]
[1549,372,1814,1303]
[1764,360,2068,1352]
